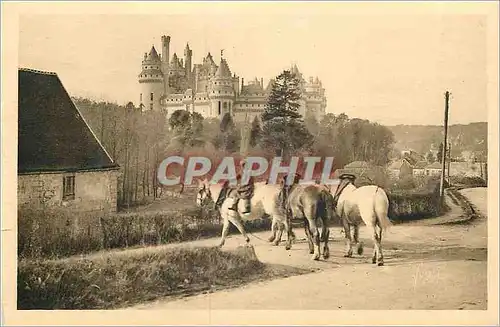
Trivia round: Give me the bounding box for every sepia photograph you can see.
[2,1,498,325]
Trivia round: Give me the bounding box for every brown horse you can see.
[286,183,335,260]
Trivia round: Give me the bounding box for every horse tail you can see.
[374,187,392,231]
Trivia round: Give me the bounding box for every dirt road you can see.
[132,187,488,311]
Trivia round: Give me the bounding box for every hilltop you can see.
[386,122,487,158]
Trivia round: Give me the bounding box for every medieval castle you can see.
[138,35,327,123]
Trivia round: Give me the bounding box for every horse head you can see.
[331,173,357,208]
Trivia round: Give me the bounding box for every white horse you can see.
[195,179,295,249]
[327,174,392,266]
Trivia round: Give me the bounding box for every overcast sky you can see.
[18,5,488,126]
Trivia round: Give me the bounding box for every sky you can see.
[18,5,489,126]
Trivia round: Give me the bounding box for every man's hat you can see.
[339,173,356,182]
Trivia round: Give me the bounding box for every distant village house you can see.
[18,68,120,212]
[387,158,413,179]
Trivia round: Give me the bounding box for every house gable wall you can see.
[18,169,118,212]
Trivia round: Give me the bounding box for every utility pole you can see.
[447,142,451,185]
[439,91,450,210]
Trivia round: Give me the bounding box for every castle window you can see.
[140,93,142,102]
[218,101,221,115]
[151,93,154,101]
[62,174,75,201]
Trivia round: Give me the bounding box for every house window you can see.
[218,101,221,115]
[150,93,154,101]
[150,103,153,110]
[63,175,75,200]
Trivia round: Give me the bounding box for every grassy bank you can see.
[18,205,271,259]
[18,245,293,309]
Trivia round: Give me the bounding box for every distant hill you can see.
[386,122,487,158]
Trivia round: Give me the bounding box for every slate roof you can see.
[413,161,428,169]
[215,58,232,78]
[426,162,443,169]
[18,68,119,174]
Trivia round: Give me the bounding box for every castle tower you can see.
[184,43,193,85]
[161,35,171,95]
[138,46,164,112]
[209,56,235,119]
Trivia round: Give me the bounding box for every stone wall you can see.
[18,169,118,213]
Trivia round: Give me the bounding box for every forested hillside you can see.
[387,122,487,158]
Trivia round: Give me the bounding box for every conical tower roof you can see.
[215,58,232,78]
[146,46,160,62]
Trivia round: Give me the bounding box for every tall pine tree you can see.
[260,70,313,157]
[249,116,262,148]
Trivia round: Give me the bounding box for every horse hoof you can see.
[285,244,291,250]
[311,254,320,261]
[309,249,315,255]
[323,251,330,259]
[357,246,364,256]
[245,237,250,243]
[273,240,280,246]
[377,262,384,266]
[372,258,377,264]
[344,254,352,258]
[268,236,276,243]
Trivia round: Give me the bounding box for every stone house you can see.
[412,161,428,176]
[387,158,413,179]
[18,68,120,212]
[424,162,443,177]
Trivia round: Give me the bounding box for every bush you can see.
[18,205,272,259]
[18,246,264,309]
[387,177,442,221]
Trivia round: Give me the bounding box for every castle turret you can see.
[184,43,192,84]
[209,57,235,119]
[138,46,164,112]
[161,35,171,95]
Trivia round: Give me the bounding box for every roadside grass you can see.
[18,245,310,310]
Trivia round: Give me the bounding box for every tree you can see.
[249,116,262,148]
[260,70,313,157]
[168,110,205,148]
[426,152,435,163]
[437,143,444,163]
[218,113,240,153]
[304,110,320,137]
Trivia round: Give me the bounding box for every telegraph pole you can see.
[439,91,450,209]
[447,142,451,184]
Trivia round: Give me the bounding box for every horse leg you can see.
[308,218,321,261]
[228,215,250,244]
[274,223,284,246]
[343,220,354,258]
[371,224,384,266]
[303,219,314,254]
[219,216,230,247]
[283,215,293,250]
[322,221,330,259]
[268,217,278,243]
[353,224,364,255]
